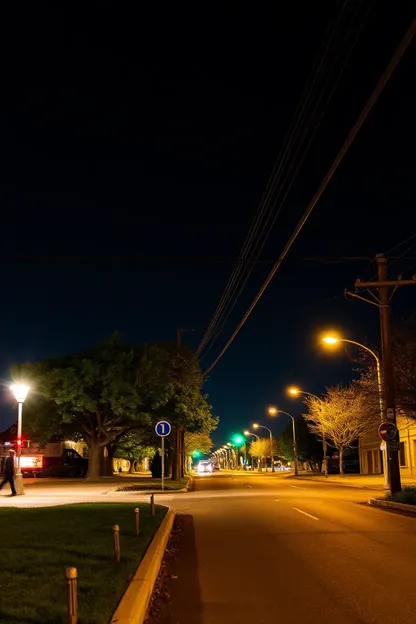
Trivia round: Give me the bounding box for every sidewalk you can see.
[291,473,416,490]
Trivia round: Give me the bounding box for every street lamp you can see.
[268,407,298,476]
[322,335,388,487]
[253,423,274,472]
[287,386,328,477]
[244,430,259,470]
[10,383,30,496]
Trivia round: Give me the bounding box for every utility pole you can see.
[175,327,194,479]
[353,254,416,494]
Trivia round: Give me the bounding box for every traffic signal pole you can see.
[353,254,416,493]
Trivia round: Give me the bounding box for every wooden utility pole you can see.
[174,327,193,479]
[353,254,416,494]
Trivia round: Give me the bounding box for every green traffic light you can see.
[192,450,201,458]
[232,434,244,445]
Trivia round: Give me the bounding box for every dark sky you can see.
[0,2,415,443]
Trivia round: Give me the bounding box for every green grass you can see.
[0,503,167,624]
[116,477,188,491]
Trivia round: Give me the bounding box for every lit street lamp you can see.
[10,383,30,496]
[253,423,274,472]
[268,407,298,476]
[322,334,388,488]
[287,386,328,477]
[244,430,259,470]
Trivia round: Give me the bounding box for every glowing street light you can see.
[321,334,388,487]
[267,406,298,476]
[10,383,30,496]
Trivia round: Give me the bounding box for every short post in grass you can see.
[150,493,155,516]
[66,567,78,624]
[113,524,121,563]
[134,507,140,536]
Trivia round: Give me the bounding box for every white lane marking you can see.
[275,499,280,501]
[292,506,319,521]
[247,485,252,488]
[290,485,300,488]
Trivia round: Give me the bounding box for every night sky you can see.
[0,2,415,443]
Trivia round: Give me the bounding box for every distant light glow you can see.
[252,423,259,429]
[268,406,278,416]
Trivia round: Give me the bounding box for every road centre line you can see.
[292,506,319,521]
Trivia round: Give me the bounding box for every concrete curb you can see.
[368,497,416,515]
[288,476,384,491]
[107,476,193,496]
[110,507,176,624]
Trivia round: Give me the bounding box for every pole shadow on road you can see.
[147,514,203,624]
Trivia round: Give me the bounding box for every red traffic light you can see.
[16,439,22,447]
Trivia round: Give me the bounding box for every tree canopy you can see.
[14,334,217,478]
[304,385,379,474]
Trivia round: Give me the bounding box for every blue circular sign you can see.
[155,420,171,437]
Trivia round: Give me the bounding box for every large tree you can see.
[15,335,218,479]
[249,437,280,469]
[15,336,178,478]
[305,385,379,475]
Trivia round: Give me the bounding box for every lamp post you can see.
[287,387,328,477]
[253,423,274,472]
[10,383,30,496]
[268,407,298,476]
[322,335,388,488]
[245,430,259,471]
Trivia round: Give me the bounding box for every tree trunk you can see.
[129,460,135,473]
[103,445,115,476]
[323,440,328,477]
[339,448,344,476]
[87,444,103,479]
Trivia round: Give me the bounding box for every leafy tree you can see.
[305,385,379,475]
[184,432,213,456]
[279,417,323,470]
[114,430,156,473]
[15,335,218,480]
[250,437,280,468]
[14,336,176,478]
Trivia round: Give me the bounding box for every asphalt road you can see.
[149,471,416,624]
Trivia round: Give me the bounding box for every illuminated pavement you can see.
[0,477,179,507]
[148,471,416,624]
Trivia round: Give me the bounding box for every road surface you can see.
[148,471,416,624]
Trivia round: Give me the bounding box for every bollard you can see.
[150,494,155,516]
[66,567,78,624]
[134,507,140,536]
[113,524,121,563]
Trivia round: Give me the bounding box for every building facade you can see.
[359,416,416,476]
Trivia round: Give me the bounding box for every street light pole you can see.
[275,410,298,476]
[288,388,328,477]
[322,337,388,488]
[245,431,259,471]
[253,424,274,472]
[10,384,30,496]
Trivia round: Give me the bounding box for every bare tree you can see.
[250,438,280,469]
[305,385,379,475]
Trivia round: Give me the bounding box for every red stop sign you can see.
[378,422,396,441]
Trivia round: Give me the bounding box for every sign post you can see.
[155,420,171,492]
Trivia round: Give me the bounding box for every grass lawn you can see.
[0,503,167,624]
[116,477,189,491]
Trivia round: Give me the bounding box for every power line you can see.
[203,16,416,377]
[197,1,372,359]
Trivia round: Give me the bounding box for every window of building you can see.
[399,441,407,467]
